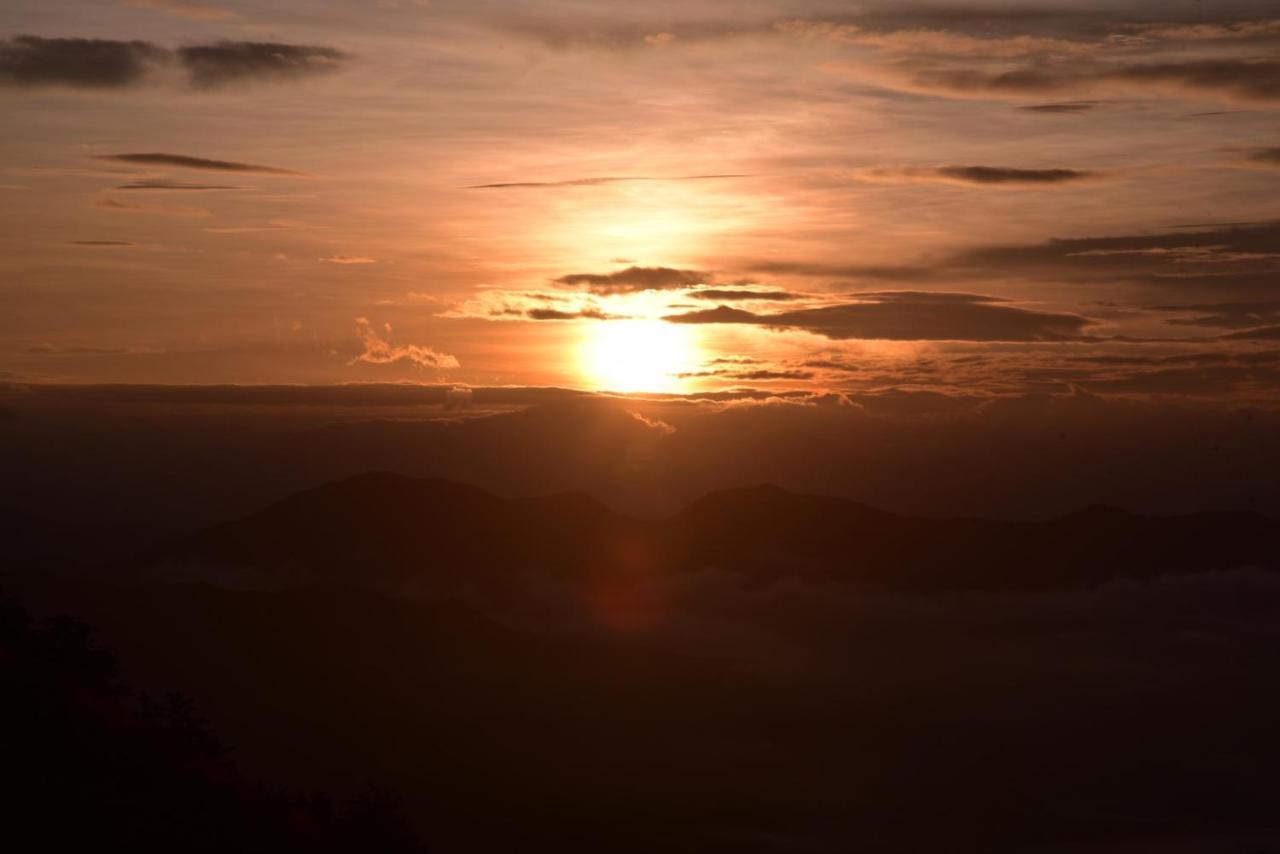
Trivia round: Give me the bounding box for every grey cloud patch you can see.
[1248,147,1280,165]
[855,165,1098,186]
[0,35,167,88]
[96,153,302,175]
[1018,101,1098,113]
[937,166,1095,184]
[912,59,1280,102]
[177,42,349,89]
[1154,301,1280,329]
[68,240,136,247]
[498,18,770,51]
[526,307,618,321]
[727,369,815,381]
[665,292,1091,342]
[1223,326,1280,341]
[468,174,747,189]
[555,266,708,295]
[747,260,932,282]
[0,36,347,90]
[23,345,135,356]
[690,288,805,302]
[946,221,1280,297]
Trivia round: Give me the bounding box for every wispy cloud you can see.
[96,153,302,175]
[178,41,349,89]
[121,0,235,22]
[93,197,211,217]
[853,165,1100,186]
[350,318,458,369]
[114,179,247,190]
[467,174,748,189]
[555,266,708,295]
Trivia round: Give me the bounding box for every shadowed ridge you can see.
[158,474,639,591]
[151,474,1280,593]
[665,483,906,581]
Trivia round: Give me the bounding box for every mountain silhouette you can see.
[153,473,1280,593]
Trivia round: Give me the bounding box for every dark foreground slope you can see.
[12,577,1280,853]
[154,473,1280,592]
[10,476,1280,852]
[0,591,423,853]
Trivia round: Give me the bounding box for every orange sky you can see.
[2,0,1279,402]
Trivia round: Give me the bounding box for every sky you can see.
[2,0,1279,401]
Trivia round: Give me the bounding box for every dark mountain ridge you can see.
[152,473,1280,593]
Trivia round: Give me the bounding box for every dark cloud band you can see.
[0,35,347,90]
[665,291,1091,342]
[96,153,301,175]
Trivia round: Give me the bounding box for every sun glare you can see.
[579,320,701,393]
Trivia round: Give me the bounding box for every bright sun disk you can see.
[579,319,700,393]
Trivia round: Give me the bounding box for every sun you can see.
[578,320,701,393]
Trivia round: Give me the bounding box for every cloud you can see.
[689,288,806,302]
[665,291,1091,342]
[1248,147,1280,166]
[0,36,348,91]
[1132,19,1280,43]
[93,197,211,217]
[1223,326,1280,341]
[1018,101,1098,113]
[497,18,769,51]
[727,369,815,381]
[121,0,235,22]
[629,410,676,434]
[777,19,1100,58]
[555,266,708,295]
[467,174,747,189]
[177,42,349,89]
[67,240,136,247]
[95,153,301,175]
[908,59,1280,103]
[526,307,617,321]
[325,255,377,265]
[854,165,1098,186]
[114,180,246,190]
[443,290,623,322]
[1154,301,1280,329]
[747,260,933,282]
[0,36,168,88]
[350,318,459,369]
[23,344,135,356]
[939,221,1280,298]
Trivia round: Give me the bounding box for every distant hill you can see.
[149,473,1280,592]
